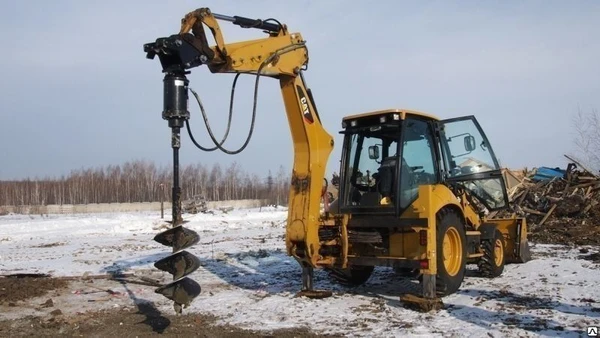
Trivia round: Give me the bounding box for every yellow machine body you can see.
[149,8,531,308]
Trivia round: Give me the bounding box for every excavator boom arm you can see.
[145,8,334,267]
[173,8,308,77]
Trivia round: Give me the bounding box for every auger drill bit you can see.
[151,70,202,314]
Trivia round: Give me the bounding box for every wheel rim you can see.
[494,238,504,266]
[443,227,462,276]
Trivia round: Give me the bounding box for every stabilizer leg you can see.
[295,266,332,299]
[302,266,313,291]
[400,273,444,312]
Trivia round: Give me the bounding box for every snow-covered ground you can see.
[1,207,599,337]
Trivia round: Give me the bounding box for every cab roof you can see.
[342,108,440,122]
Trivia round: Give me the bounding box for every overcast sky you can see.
[0,0,598,180]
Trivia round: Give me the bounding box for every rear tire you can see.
[326,265,374,287]
[435,208,467,296]
[478,229,505,277]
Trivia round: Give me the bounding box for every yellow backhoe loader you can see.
[142,7,531,313]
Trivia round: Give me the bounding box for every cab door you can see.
[436,115,509,211]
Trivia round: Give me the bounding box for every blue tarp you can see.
[532,166,566,181]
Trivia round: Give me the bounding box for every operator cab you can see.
[336,109,508,216]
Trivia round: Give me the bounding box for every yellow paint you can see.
[280,75,334,266]
[386,184,465,275]
[460,192,483,229]
[494,238,504,266]
[178,9,333,268]
[389,232,422,259]
[490,217,528,263]
[180,8,309,77]
[340,214,349,268]
[175,7,530,284]
[442,227,462,276]
[342,109,441,122]
[418,185,437,276]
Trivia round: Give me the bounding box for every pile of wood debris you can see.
[182,195,208,214]
[493,156,600,246]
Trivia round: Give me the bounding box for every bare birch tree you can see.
[570,107,600,174]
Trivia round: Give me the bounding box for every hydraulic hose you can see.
[186,43,306,155]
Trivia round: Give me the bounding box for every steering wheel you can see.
[350,171,378,192]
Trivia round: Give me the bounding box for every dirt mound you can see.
[529,217,600,246]
[0,276,68,305]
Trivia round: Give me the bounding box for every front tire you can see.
[478,229,505,277]
[435,209,467,296]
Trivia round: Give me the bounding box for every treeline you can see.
[0,160,291,206]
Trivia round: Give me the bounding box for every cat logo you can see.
[296,85,314,124]
[301,96,310,116]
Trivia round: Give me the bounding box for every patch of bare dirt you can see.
[529,218,600,246]
[0,307,333,337]
[0,276,69,305]
[0,276,337,337]
[578,251,600,263]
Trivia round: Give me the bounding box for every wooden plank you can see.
[545,196,562,203]
[585,186,593,199]
[508,183,526,200]
[522,207,546,216]
[583,199,599,214]
[517,188,530,206]
[543,177,558,195]
[564,154,599,177]
[511,191,525,202]
[539,204,557,226]
[571,181,599,189]
[467,253,484,258]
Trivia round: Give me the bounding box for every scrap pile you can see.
[494,156,600,246]
[182,194,208,214]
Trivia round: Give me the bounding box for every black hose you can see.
[263,18,283,32]
[187,43,306,155]
[185,73,241,151]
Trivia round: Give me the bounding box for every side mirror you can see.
[464,135,476,152]
[368,145,380,159]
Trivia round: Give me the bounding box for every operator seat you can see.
[377,156,396,201]
[377,156,414,204]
